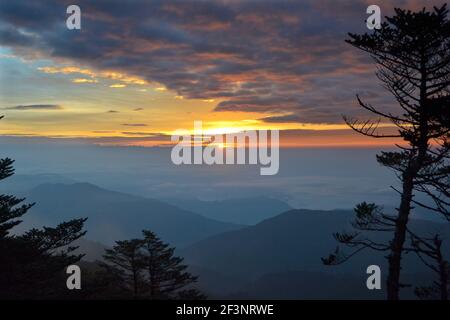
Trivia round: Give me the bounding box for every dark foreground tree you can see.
[140,230,203,299]
[410,233,449,300]
[0,155,87,298]
[101,239,144,298]
[100,230,204,299]
[323,5,450,300]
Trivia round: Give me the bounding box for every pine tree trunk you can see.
[387,173,414,300]
[387,135,428,300]
[386,58,430,300]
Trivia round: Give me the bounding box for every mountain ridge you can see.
[167,196,293,225]
[24,182,242,247]
[182,208,450,279]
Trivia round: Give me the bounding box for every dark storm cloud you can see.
[0,25,34,46]
[5,104,63,110]
[0,0,444,123]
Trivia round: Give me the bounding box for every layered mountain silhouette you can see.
[182,209,450,298]
[168,196,292,225]
[25,183,242,247]
[0,173,76,195]
[15,181,449,299]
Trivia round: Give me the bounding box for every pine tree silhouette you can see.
[323,5,450,300]
[101,239,145,299]
[100,230,204,299]
[0,127,87,298]
[140,230,203,299]
[410,234,449,300]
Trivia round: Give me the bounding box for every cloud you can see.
[38,66,95,77]
[0,0,443,123]
[72,78,98,83]
[5,104,63,111]
[106,110,119,113]
[133,108,144,111]
[260,114,302,123]
[92,130,116,134]
[121,123,148,127]
[121,131,163,136]
[38,66,147,86]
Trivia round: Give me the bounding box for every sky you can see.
[0,0,445,147]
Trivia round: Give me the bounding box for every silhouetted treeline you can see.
[0,156,87,299]
[0,137,204,299]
